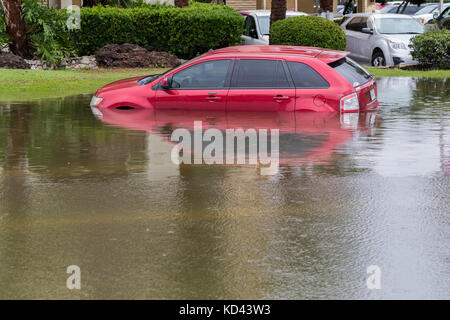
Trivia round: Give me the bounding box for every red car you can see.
[91,46,379,113]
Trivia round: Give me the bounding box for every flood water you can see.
[0,77,449,299]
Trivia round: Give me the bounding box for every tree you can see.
[343,0,355,15]
[270,0,286,27]
[175,0,189,7]
[395,0,424,14]
[320,0,334,13]
[83,0,102,7]
[1,0,32,58]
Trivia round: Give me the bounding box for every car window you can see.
[375,17,424,34]
[171,60,231,89]
[360,17,369,29]
[232,60,290,88]
[329,57,372,88]
[286,61,329,89]
[366,18,374,30]
[346,17,362,31]
[256,16,270,36]
[244,16,257,38]
[380,5,397,13]
[340,15,352,25]
[414,5,437,15]
[443,7,450,18]
[389,5,425,15]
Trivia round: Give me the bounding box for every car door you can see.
[352,17,372,62]
[154,59,232,111]
[345,17,363,59]
[285,61,332,112]
[227,59,296,112]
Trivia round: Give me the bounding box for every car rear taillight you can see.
[340,92,359,113]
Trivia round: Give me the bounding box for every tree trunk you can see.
[400,1,410,13]
[1,0,32,58]
[174,0,189,7]
[84,0,102,7]
[396,1,408,13]
[343,0,354,15]
[320,0,334,12]
[270,0,286,27]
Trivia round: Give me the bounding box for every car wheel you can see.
[371,51,386,67]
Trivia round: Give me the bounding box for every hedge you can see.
[70,3,244,59]
[270,15,346,51]
[410,30,450,69]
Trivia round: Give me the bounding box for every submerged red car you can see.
[91,46,379,113]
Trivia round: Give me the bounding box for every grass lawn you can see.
[0,67,448,102]
[366,67,450,78]
[0,68,167,102]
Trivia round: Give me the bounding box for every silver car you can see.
[341,13,425,66]
[241,10,308,45]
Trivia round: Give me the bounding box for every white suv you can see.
[241,10,308,45]
[340,13,424,66]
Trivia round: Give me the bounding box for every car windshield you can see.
[257,14,302,35]
[414,5,437,15]
[375,17,424,34]
[388,5,425,15]
[380,5,397,13]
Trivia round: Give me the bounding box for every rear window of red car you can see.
[286,61,330,89]
[329,57,372,87]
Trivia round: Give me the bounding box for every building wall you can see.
[227,0,358,14]
[263,0,296,10]
[227,0,257,11]
[228,0,315,13]
[145,0,175,4]
[48,0,82,8]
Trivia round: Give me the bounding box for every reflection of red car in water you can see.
[91,46,379,113]
[92,107,377,166]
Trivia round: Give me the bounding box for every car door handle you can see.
[273,95,289,101]
[206,96,221,101]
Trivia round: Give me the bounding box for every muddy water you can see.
[0,77,448,299]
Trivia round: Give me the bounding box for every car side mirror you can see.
[161,76,172,90]
[361,27,373,34]
[250,28,258,39]
[433,12,439,19]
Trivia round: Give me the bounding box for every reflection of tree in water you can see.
[410,78,450,112]
[21,96,148,177]
[0,104,33,298]
[1,104,31,216]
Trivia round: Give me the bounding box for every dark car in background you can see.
[427,5,450,29]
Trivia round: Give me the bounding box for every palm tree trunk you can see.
[270,0,286,27]
[1,0,32,58]
[400,1,410,13]
[175,0,189,7]
[83,0,102,7]
[320,0,334,12]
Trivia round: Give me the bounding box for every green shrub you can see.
[70,3,244,59]
[410,30,450,69]
[270,15,346,51]
[22,0,74,66]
